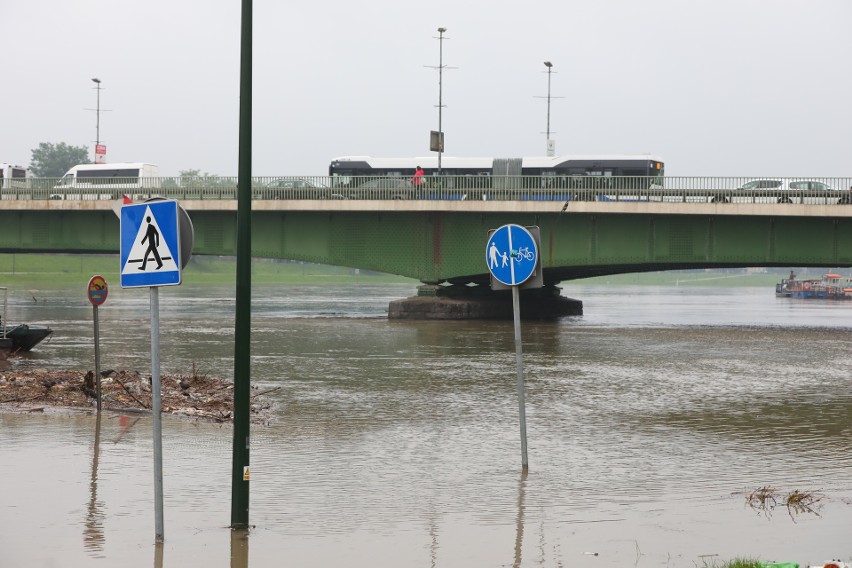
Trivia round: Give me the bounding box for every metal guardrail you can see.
[2,176,852,204]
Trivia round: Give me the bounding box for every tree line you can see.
[24,142,211,180]
[28,142,89,177]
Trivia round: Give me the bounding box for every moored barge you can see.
[776,273,852,300]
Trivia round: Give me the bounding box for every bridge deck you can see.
[3,199,852,218]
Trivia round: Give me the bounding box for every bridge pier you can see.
[388,284,583,320]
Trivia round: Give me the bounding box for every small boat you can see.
[0,288,53,352]
[2,323,53,351]
[776,273,852,300]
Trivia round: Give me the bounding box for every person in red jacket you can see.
[411,166,424,189]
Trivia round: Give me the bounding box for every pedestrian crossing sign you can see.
[120,200,182,288]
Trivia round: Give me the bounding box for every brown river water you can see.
[1,281,851,567]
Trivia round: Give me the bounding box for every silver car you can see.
[727,179,851,204]
[356,177,414,199]
[261,177,327,199]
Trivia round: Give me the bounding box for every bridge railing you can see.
[2,176,852,204]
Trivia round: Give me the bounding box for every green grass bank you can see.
[0,253,417,288]
[0,253,838,288]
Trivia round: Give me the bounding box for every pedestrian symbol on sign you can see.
[139,215,165,270]
[489,241,509,269]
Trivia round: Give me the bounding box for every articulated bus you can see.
[328,155,665,199]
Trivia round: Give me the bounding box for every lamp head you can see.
[438,27,446,33]
[543,61,552,68]
[91,77,101,84]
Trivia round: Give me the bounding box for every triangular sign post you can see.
[118,198,184,544]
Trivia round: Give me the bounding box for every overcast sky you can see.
[3,0,851,177]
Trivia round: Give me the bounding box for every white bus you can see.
[52,162,160,200]
[1,163,31,191]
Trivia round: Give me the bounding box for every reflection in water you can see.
[154,542,163,568]
[83,413,104,556]
[114,414,142,444]
[513,469,528,568]
[231,529,249,568]
[430,519,438,568]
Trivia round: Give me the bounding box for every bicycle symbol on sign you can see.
[512,246,535,263]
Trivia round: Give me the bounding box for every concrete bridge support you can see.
[388,284,583,320]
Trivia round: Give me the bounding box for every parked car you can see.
[356,177,413,199]
[260,177,328,199]
[265,177,321,189]
[717,179,851,204]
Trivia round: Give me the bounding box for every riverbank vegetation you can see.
[697,560,765,568]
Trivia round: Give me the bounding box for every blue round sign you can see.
[486,224,538,286]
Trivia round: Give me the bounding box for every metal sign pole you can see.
[150,286,164,543]
[512,285,529,470]
[87,275,109,412]
[118,198,188,545]
[93,305,102,412]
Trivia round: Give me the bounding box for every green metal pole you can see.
[231,0,252,530]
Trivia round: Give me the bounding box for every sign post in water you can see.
[119,198,192,544]
[486,224,540,470]
[87,275,108,412]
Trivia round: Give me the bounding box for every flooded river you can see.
[1,282,851,567]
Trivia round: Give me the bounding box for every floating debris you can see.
[744,486,824,521]
[0,368,272,423]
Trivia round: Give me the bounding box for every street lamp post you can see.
[543,62,552,152]
[91,78,101,147]
[425,28,454,174]
[536,62,562,157]
[436,27,447,174]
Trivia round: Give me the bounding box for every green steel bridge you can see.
[2,176,852,290]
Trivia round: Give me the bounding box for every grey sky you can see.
[3,0,851,177]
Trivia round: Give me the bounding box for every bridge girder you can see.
[1,208,851,283]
